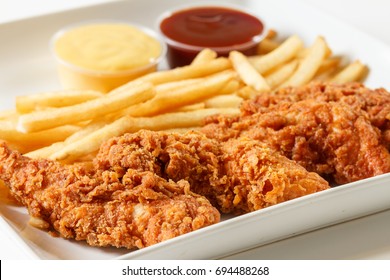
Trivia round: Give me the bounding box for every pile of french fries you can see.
[0,30,368,163]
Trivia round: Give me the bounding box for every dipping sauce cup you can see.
[158,5,266,68]
[51,22,166,93]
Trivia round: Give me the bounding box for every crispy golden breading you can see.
[0,141,220,249]
[245,82,390,148]
[219,138,330,213]
[93,130,329,214]
[202,82,390,184]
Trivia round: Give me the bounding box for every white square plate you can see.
[0,0,390,259]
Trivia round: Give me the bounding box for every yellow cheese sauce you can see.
[54,23,162,72]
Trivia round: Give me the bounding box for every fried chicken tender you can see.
[202,82,390,184]
[247,82,390,148]
[0,141,220,249]
[94,130,329,214]
[219,139,329,213]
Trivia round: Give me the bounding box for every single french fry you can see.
[139,57,231,85]
[316,56,342,76]
[204,94,243,108]
[297,44,332,60]
[281,36,329,87]
[49,108,240,162]
[256,38,280,55]
[250,35,304,74]
[313,57,342,81]
[217,79,241,95]
[314,68,338,82]
[17,81,154,133]
[0,109,19,120]
[265,29,278,39]
[330,60,368,83]
[230,51,270,92]
[176,103,206,112]
[124,70,237,117]
[28,216,50,230]
[0,121,79,144]
[191,48,218,65]
[0,123,80,153]
[236,86,258,100]
[24,142,66,159]
[24,120,107,159]
[265,59,299,89]
[109,57,232,96]
[152,78,200,92]
[16,89,104,113]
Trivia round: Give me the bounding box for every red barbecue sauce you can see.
[159,6,265,67]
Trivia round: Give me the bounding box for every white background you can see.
[0,0,390,260]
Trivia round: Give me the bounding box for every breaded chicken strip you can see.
[0,141,220,249]
[219,139,329,213]
[202,83,390,184]
[245,82,390,149]
[95,130,329,214]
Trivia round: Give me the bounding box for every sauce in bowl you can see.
[52,22,166,92]
[159,6,265,67]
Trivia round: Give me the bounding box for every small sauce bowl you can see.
[158,5,266,68]
[51,21,166,93]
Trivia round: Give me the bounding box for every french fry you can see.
[17,81,154,133]
[313,57,342,81]
[109,57,232,95]
[316,56,342,76]
[24,142,65,159]
[297,44,331,59]
[265,59,298,89]
[281,36,329,87]
[150,75,240,96]
[16,89,104,113]
[229,51,270,92]
[330,60,368,83]
[191,48,218,65]
[314,68,337,82]
[176,103,206,112]
[49,108,240,162]
[250,35,304,74]
[256,39,280,55]
[0,109,19,120]
[151,78,200,92]
[236,86,258,100]
[139,57,231,85]
[218,79,241,95]
[123,70,237,117]
[28,217,50,230]
[265,29,278,39]
[204,94,243,108]
[25,120,108,159]
[0,123,80,153]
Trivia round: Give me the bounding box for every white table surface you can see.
[0,0,389,260]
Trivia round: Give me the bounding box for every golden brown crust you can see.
[0,141,220,249]
[202,82,390,184]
